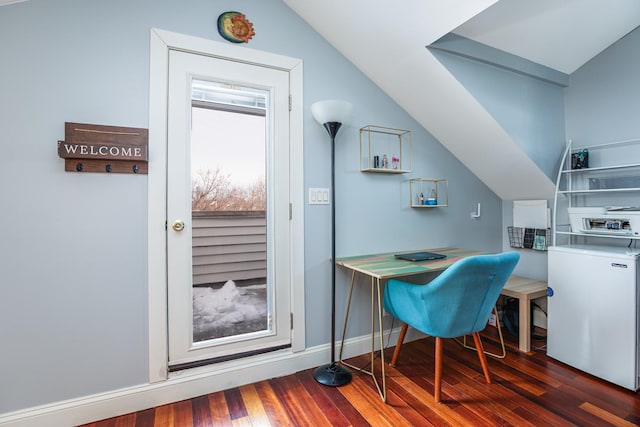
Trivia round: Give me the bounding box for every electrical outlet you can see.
[487,313,497,327]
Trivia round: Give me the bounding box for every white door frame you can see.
[148,28,305,383]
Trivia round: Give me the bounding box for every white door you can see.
[166,49,291,368]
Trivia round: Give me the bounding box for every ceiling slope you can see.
[390,49,557,200]
[454,0,640,74]
[284,0,640,200]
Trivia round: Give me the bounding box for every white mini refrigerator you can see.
[547,245,640,390]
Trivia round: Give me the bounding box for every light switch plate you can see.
[309,188,330,205]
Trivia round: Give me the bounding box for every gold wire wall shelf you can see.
[410,178,448,208]
[360,125,412,173]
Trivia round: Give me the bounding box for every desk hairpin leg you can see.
[338,272,387,402]
[338,270,356,362]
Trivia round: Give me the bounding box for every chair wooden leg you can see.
[434,337,443,403]
[390,323,408,367]
[472,332,492,384]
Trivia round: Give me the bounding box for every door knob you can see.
[172,220,185,232]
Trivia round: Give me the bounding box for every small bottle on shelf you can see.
[382,154,389,169]
[392,153,399,170]
[427,187,437,205]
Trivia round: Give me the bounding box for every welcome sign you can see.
[58,122,148,174]
[59,142,145,159]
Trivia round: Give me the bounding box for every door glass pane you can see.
[190,80,270,345]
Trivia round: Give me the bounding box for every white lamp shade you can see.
[311,100,352,125]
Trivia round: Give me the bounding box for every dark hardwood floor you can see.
[82,332,640,426]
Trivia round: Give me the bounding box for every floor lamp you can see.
[311,99,353,387]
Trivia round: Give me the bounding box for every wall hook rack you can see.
[471,203,481,219]
[57,122,148,175]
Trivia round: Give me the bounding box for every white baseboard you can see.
[0,327,425,427]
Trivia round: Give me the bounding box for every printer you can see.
[568,207,640,236]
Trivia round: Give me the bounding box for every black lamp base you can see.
[313,362,352,387]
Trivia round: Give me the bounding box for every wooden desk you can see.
[335,247,484,402]
[501,275,548,353]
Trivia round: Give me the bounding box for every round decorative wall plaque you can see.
[217,11,255,43]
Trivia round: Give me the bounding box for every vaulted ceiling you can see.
[284,0,640,200]
[4,1,638,198]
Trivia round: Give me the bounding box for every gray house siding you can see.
[192,211,267,286]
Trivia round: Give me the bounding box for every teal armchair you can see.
[383,252,520,402]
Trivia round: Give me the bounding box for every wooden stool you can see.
[500,275,548,353]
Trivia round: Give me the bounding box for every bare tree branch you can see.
[192,169,265,212]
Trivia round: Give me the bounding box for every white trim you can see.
[147,27,305,381]
[152,28,301,70]
[0,0,28,6]
[0,327,420,426]
[289,61,305,352]
[148,28,170,383]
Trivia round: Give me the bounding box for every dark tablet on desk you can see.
[394,252,446,262]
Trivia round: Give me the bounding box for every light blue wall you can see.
[429,41,567,181]
[562,26,640,252]
[428,38,568,280]
[0,0,504,413]
[566,27,640,145]
[0,0,152,414]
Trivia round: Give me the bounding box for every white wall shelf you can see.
[552,138,640,245]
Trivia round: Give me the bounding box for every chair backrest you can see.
[384,252,520,338]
